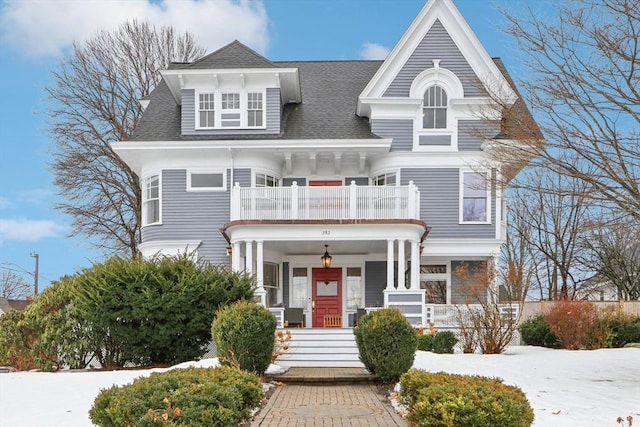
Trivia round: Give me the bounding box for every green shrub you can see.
[89,366,262,427]
[353,308,417,382]
[0,310,39,371]
[518,314,558,348]
[212,300,276,375]
[416,334,434,351]
[400,370,534,427]
[612,316,640,347]
[432,331,458,354]
[73,255,255,367]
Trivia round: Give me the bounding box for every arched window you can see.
[423,85,448,129]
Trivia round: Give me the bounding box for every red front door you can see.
[309,180,342,186]
[312,268,342,327]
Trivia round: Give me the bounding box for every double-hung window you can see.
[423,85,448,129]
[142,174,160,226]
[420,264,449,304]
[255,172,278,187]
[220,92,240,127]
[198,93,215,128]
[373,172,397,186]
[461,171,489,223]
[247,92,263,127]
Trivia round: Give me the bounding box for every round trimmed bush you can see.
[353,308,417,382]
[89,366,263,427]
[400,370,534,427]
[518,314,558,348]
[212,300,276,375]
[432,331,458,354]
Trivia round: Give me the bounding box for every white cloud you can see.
[360,42,390,60]
[0,0,269,57]
[0,218,66,242]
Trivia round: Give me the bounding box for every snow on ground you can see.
[0,347,637,426]
[411,346,640,426]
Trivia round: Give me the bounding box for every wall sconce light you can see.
[226,246,232,256]
[321,245,332,269]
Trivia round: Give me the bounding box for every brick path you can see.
[251,383,407,426]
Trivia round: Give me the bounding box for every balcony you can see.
[230,181,420,221]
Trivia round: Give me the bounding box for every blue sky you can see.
[0,0,532,292]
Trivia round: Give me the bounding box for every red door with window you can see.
[312,268,342,327]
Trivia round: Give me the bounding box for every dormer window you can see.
[195,90,266,130]
[423,85,447,129]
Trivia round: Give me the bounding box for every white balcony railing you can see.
[424,303,521,328]
[230,181,420,221]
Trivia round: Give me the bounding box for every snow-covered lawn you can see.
[0,346,637,426]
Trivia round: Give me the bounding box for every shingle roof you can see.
[129,59,383,141]
[182,40,279,69]
[0,298,31,313]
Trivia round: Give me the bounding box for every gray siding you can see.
[419,134,451,146]
[451,260,487,304]
[344,177,369,186]
[283,178,307,186]
[384,19,486,98]
[181,88,281,136]
[142,169,231,265]
[231,168,251,187]
[458,120,500,151]
[282,262,289,307]
[371,119,413,151]
[365,261,386,307]
[401,168,495,238]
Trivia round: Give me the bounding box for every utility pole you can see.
[30,252,39,296]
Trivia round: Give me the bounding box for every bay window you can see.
[461,171,489,223]
[142,174,160,226]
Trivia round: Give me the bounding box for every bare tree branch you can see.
[47,20,205,257]
[1,270,31,299]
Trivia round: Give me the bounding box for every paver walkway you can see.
[252,368,407,426]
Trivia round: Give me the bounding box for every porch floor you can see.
[265,367,377,384]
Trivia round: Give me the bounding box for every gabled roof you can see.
[0,297,31,314]
[180,40,278,69]
[358,0,516,115]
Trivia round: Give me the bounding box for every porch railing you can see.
[424,303,521,328]
[230,181,420,221]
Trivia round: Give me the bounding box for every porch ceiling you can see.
[264,239,388,256]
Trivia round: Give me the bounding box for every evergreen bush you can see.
[89,366,262,427]
[431,331,458,354]
[416,334,434,351]
[518,314,558,348]
[211,300,276,375]
[0,310,38,371]
[612,316,640,347]
[353,308,417,382]
[400,370,534,427]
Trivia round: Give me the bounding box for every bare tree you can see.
[497,0,640,221]
[1,270,31,299]
[47,21,205,257]
[508,168,592,300]
[579,219,640,300]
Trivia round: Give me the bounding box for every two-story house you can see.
[113,0,533,332]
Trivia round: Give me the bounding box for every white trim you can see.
[421,238,502,257]
[141,172,162,227]
[186,169,227,192]
[253,169,281,187]
[459,169,491,225]
[139,240,202,260]
[195,89,267,131]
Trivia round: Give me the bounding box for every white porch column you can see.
[245,240,253,274]
[255,240,267,306]
[232,242,241,273]
[397,239,406,289]
[410,239,420,290]
[386,239,395,290]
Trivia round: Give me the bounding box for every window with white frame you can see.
[187,171,225,191]
[290,268,307,309]
[195,90,266,130]
[247,92,263,127]
[423,85,448,129]
[255,172,279,187]
[420,264,448,304]
[346,267,363,310]
[198,93,215,128]
[142,174,160,226]
[264,262,280,307]
[373,172,397,186]
[461,171,489,223]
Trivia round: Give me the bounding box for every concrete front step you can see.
[275,328,363,368]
